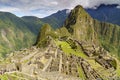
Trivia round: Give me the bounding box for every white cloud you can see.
[0,0,120,17]
[70,0,120,8]
[66,9,71,14]
[117,6,120,8]
[0,7,20,12]
[50,1,58,5]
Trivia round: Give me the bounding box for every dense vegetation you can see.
[0,12,35,57]
[0,9,69,57]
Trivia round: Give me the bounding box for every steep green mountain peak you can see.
[37,24,52,41]
[65,5,97,44]
[34,24,54,47]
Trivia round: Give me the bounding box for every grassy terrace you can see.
[115,58,120,77]
[0,74,8,80]
[55,39,87,80]
[0,71,36,80]
[77,65,86,80]
[55,40,87,58]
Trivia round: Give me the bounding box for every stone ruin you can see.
[0,39,117,80]
[74,39,116,70]
[32,45,103,80]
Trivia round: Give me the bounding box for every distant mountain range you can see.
[22,9,69,34]
[22,4,120,35]
[22,4,120,34]
[86,4,120,25]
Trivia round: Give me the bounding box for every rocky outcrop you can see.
[65,5,97,44]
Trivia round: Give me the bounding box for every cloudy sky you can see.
[0,0,120,18]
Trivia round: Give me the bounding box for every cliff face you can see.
[93,20,120,55]
[35,24,52,45]
[65,5,97,43]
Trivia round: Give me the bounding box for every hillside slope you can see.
[21,16,44,35]
[41,9,69,28]
[0,12,35,57]
[22,9,69,34]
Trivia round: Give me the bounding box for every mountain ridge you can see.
[41,9,69,28]
[0,12,35,57]
[86,4,120,25]
[0,9,69,57]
